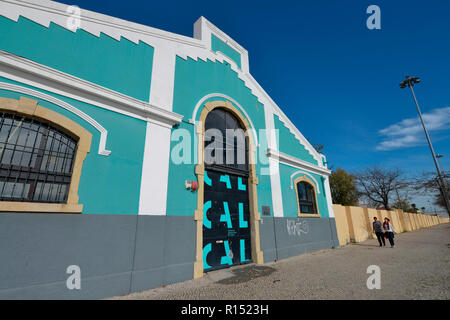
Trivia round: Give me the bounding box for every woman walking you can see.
[383,217,395,248]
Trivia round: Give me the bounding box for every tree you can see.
[312,143,324,153]
[329,168,359,206]
[306,137,324,153]
[392,188,414,212]
[413,171,450,215]
[433,189,450,210]
[392,198,413,212]
[354,166,406,210]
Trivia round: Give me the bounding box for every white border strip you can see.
[324,175,335,218]
[1,0,323,165]
[138,121,171,215]
[290,170,321,193]
[0,50,184,126]
[190,93,259,146]
[194,17,249,73]
[267,148,331,176]
[0,82,111,155]
[1,0,205,48]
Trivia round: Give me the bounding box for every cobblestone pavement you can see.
[109,223,450,300]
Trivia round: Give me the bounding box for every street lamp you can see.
[435,154,447,178]
[399,76,450,215]
[436,154,445,175]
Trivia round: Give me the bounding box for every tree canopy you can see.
[353,166,406,210]
[329,168,359,206]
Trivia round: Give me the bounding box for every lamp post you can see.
[399,76,450,215]
[436,154,444,168]
[436,154,446,179]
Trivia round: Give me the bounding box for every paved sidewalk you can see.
[109,223,450,300]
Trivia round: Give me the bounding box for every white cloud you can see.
[376,107,450,151]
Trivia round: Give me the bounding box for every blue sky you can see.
[59,0,450,212]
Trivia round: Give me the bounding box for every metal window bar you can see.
[0,115,18,196]
[297,182,317,214]
[0,111,78,203]
[21,120,41,200]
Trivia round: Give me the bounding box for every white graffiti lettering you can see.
[286,220,309,236]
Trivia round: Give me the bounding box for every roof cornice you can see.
[0,50,184,126]
[1,0,205,48]
[266,148,331,176]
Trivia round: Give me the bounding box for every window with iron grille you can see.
[297,181,317,214]
[0,111,78,203]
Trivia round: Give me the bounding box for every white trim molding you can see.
[324,175,335,218]
[194,16,249,74]
[264,104,284,217]
[0,0,205,48]
[0,0,239,73]
[266,148,331,176]
[0,82,111,156]
[190,93,259,147]
[138,121,172,216]
[0,50,184,127]
[269,157,284,217]
[269,150,336,218]
[290,170,321,193]
[149,44,176,112]
[0,0,323,167]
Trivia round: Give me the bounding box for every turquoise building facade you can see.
[0,0,338,299]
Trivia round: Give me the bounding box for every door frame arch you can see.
[193,100,263,278]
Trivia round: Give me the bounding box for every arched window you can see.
[296,180,318,215]
[0,97,92,213]
[204,107,249,175]
[0,111,78,203]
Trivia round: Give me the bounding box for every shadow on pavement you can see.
[216,265,277,285]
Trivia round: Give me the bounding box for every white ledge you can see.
[1,0,205,48]
[0,0,325,164]
[0,50,183,126]
[0,82,112,156]
[266,148,331,176]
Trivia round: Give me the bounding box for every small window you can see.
[296,181,317,214]
[0,111,78,203]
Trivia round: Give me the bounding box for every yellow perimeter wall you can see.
[333,204,449,246]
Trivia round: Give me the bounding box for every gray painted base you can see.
[0,213,195,299]
[259,217,339,263]
[0,213,339,299]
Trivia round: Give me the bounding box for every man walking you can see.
[373,217,385,247]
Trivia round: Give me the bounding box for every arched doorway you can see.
[193,100,263,277]
[202,107,250,271]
